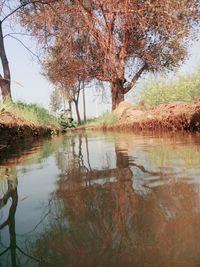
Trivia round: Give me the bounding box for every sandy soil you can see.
[109,100,200,131]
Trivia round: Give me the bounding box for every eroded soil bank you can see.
[0,111,60,144]
[107,101,200,132]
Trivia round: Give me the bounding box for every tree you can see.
[0,0,56,101]
[49,88,62,115]
[64,80,83,126]
[43,43,88,124]
[46,67,88,124]
[20,0,200,110]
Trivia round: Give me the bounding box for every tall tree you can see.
[20,0,200,110]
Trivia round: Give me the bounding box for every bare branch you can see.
[5,34,42,62]
[0,247,10,257]
[3,32,32,38]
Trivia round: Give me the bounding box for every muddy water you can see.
[0,131,200,267]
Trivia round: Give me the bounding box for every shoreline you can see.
[0,111,61,144]
[82,101,200,133]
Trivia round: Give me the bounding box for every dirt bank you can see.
[107,100,200,132]
[0,111,60,144]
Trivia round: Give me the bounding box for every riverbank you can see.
[0,111,60,144]
[0,101,62,144]
[84,100,200,132]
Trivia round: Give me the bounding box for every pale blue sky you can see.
[3,29,200,119]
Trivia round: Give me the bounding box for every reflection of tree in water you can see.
[0,168,18,266]
[32,136,136,266]
[0,167,44,267]
[0,136,73,267]
[31,134,200,267]
[55,134,94,187]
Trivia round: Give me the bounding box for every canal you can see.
[1,131,200,267]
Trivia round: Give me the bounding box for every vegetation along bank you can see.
[0,101,61,144]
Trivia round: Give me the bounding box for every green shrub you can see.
[141,67,200,106]
[59,114,76,130]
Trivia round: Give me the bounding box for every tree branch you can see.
[1,0,58,24]
[5,34,42,62]
[16,245,46,264]
[123,63,147,94]
[0,247,10,257]
[0,219,8,230]
[3,32,32,38]
[76,0,108,51]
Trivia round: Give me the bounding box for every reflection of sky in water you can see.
[16,156,59,235]
[85,177,118,186]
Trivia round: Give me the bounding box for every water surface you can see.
[1,131,200,267]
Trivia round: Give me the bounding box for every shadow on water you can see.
[1,132,200,266]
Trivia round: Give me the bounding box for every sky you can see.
[2,24,200,119]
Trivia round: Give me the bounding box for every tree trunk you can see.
[69,101,72,111]
[0,21,11,101]
[111,80,124,111]
[82,82,86,123]
[74,100,81,125]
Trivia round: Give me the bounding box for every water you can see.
[0,131,200,267]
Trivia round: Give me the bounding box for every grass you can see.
[0,99,60,128]
[141,67,200,107]
[83,112,118,127]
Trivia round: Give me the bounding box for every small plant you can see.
[59,109,77,130]
[59,114,76,130]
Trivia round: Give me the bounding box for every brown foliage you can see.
[20,0,200,109]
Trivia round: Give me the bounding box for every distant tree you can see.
[49,88,62,115]
[65,80,84,126]
[43,45,88,124]
[20,0,200,110]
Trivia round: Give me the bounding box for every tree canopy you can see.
[19,0,200,109]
